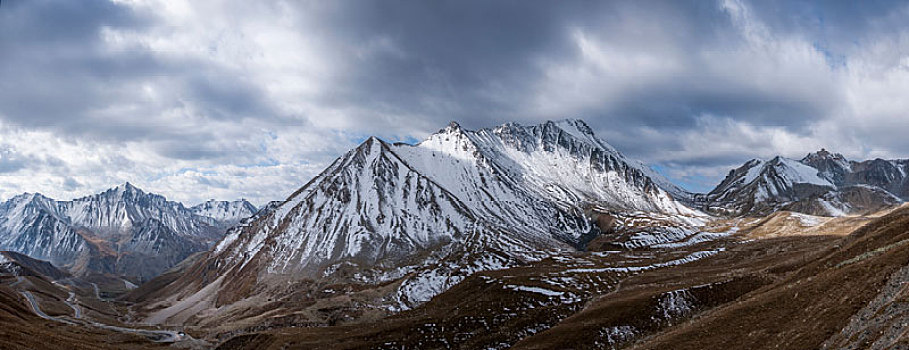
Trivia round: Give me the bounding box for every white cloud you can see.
[3,0,909,199]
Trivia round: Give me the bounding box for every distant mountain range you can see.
[0,183,257,282]
[699,149,907,216]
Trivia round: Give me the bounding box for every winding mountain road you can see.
[19,290,182,343]
[64,291,82,319]
[20,291,76,325]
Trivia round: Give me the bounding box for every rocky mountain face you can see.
[701,149,906,216]
[0,183,252,282]
[131,119,704,326]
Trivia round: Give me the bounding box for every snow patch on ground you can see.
[597,325,637,347]
[658,289,695,319]
[651,227,738,249]
[789,212,824,226]
[621,227,697,249]
[817,200,848,217]
[123,279,138,290]
[390,253,514,311]
[504,285,565,297]
[564,248,725,274]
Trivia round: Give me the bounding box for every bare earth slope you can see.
[212,206,909,349]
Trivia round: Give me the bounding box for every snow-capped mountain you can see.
[0,183,255,281]
[191,199,258,227]
[799,148,852,185]
[138,119,704,323]
[214,120,699,276]
[702,149,906,216]
[62,183,221,242]
[0,193,90,268]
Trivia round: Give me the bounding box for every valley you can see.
[211,206,906,349]
[2,120,909,349]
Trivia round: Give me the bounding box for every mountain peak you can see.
[3,193,57,214]
[552,118,593,134]
[801,148,848,163]
[115,181,142,193]
[191,199,258,225]
[356,136,387,155]
[436,121,465,135]
[546,119,617,152]
[9,192,50,203]
[0,181,229,281]
[97,182,149,200]
[814,148,832,157]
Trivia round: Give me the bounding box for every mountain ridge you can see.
[0,183,258,282]
[701,149,907,216]
[129,119,706,326]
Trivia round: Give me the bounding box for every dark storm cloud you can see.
[292,0,844,137]
[0,0,277,158]
[0,0,145,124]
[0,0,828,135]
[292,1,578,126]
[1,0,908,199]
[283,0,855,191]
[0,144,64,174]
[307,1,748,128]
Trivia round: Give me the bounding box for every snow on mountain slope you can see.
[390,122,594,242]
[705,156,837,215]
[398,120,696,216]
[800,149,852,185]
[61,183,218,241]
[145,120,704,322]
[191,199,258,226]
[474,120,695,215]
[0,194,91,268]
[545,120,691,201]
[0,183,250,281]
[0,193,64,233]
[213,120,701,275]
[772,157,835,187]
[704,150,906,216]
[215,136,562,279]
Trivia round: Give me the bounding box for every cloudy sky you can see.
[2,0,909,205]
